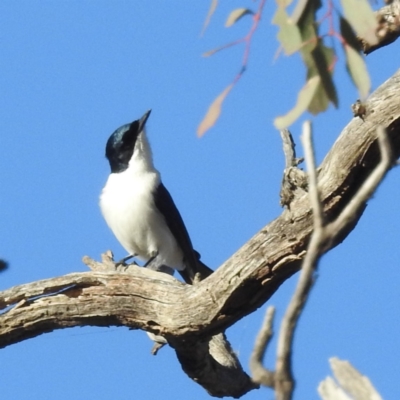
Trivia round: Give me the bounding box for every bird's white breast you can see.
[99,168,184,269]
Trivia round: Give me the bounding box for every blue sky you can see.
[1,1,399,399]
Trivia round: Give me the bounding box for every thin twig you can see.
[327,126,394,239]
[273,125,394,400]
[279,129,307,208]
[249,306,276,388]
[275,121,323,400]
[280,129,297,169]
[302,121,325,228]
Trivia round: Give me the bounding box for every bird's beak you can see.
[138,110,152,132]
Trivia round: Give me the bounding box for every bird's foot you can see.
[113,254,138,272]
[115,254,135,265]
[142,251,158,268]
[144,253,175,276]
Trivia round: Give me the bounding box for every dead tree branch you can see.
[279,129,307,209]
[251,124,394,400]
[318,357,383,400]
[249,306,276,387]
[360,0,400,54]
[1,70,400,397]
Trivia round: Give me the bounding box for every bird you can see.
[99,110,212,284]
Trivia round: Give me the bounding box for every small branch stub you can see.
[279,129,308,209]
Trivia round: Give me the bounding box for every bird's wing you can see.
[153,183,212,283]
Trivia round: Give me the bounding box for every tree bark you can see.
[360,0,400,55]
[1,69,400,398]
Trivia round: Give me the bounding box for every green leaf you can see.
[273,7,303,55]
[299,39,338,114]
[274,0,337,119]
[297,0,337,114]
[308,43,338,112]
[275,0,293,8]
[274,75,321,129]
[308,81,331,115]
[225,8,253,28]
[344,44,370,99]
[340,0,378,45]
[297,0,321,54]
[339,15,362,51]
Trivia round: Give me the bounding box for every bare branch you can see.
[275,122,322,400]
[360,0,400,54]
[302,121,324,228]
[280,129,297,169]
[249,306,276,388]
[318,357,383,400]
[173,333,258,397]
[258,124,394,400]
[327,126,394,242]
[1,70,400,398]
[279,129,307,208]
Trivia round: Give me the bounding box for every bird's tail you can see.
[179,250,213,284]
[195,258,213,280]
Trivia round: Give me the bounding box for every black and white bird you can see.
[99,110,212,284]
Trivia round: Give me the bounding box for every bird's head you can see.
[105,110,152,173]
